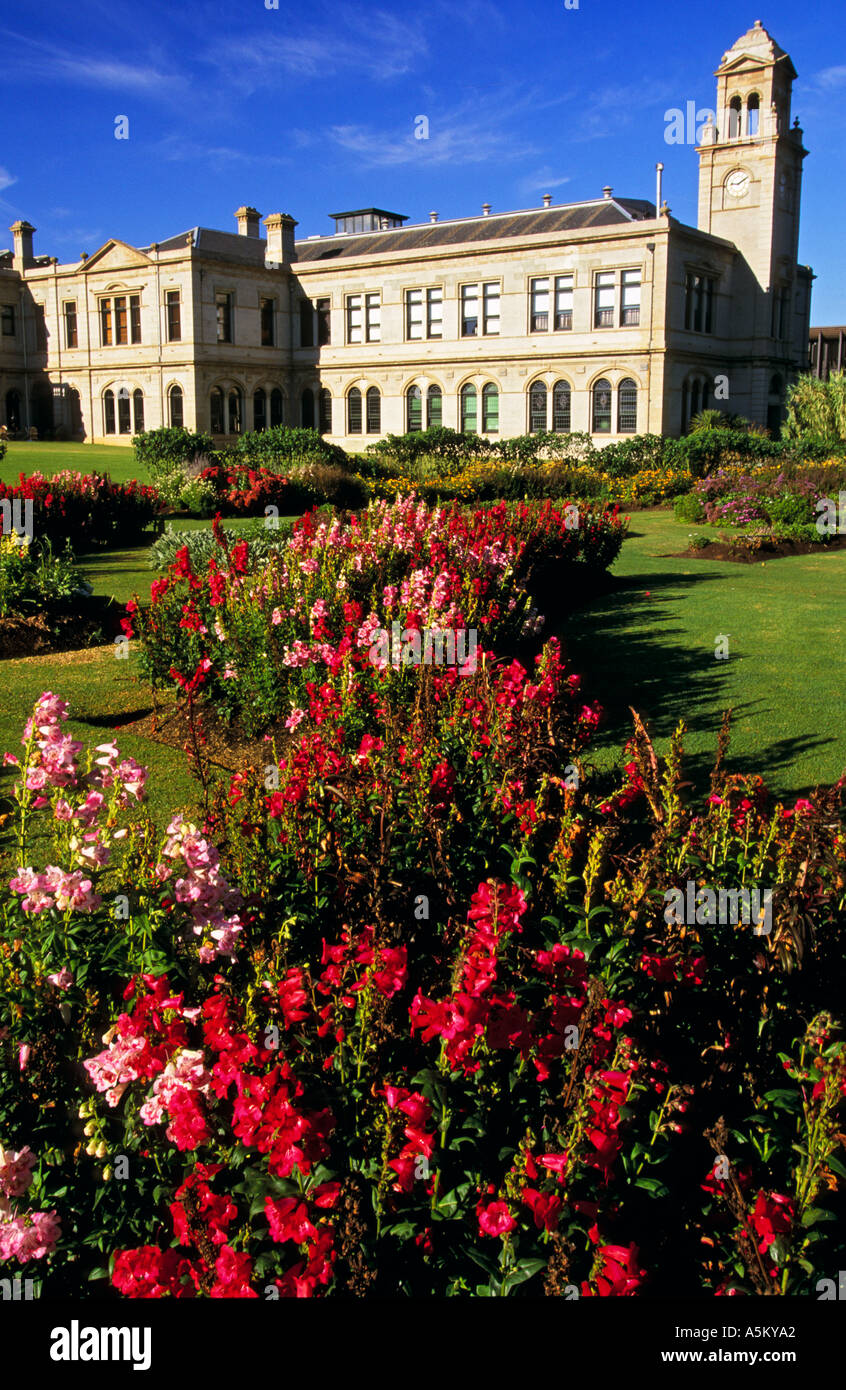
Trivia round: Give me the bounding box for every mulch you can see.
[667,534,846,564]
[0,599,125,660]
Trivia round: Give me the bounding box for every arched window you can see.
[728,96,742,139]
[168,385,183,429]
[701,378,710,411]
[617,378,638,434]
[133,388,144,433]
[270,388,284,428]
[460,383,477,434]
[690,379,702,419]
[591,378,612,434]
[117,387,132,435]
[770,373,783,396]
[482,383,499,434]
[529,382,547,433]
[552,380,571,433]
[427,385,442,428]
[302,388,315,429]
[681,381,689,434]
[254,388,267,432]
[348,387,362,434]
[366,386,381,434]
[228,388,242,435]
[103,389,116,435]
[406,385,422,432]
[318,389,332,435]
[210,387,225,434]
[747,93,760,137]
[5,389,21,433]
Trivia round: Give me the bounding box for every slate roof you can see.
[148,197,657,267]
[294,199,657,263]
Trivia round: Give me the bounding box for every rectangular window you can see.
[348,391,362,433]
[346,294,363,344]
[64,301,78,348]
[317,298,331,346]
[117,391,132,435]
[365,293,380,342]
[554,275,573,330]
[621,269,641,326]
[0,304,14,336]
[427,287,443,338]
[34,304,47,352]
[406,288,424,340]
[130,294,141,344]
[114,296,128,345]
[594,272,615,328]
[461,284,479,336]
[482,282,500,335]
[165,291,181,343]
[530,278,549,332]
[100,300,113,346]
[262,297,276,347]
[298,298,313,347]
[216,292,233,343]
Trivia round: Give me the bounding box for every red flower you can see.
[749,1192,793,1255]
[265,1196,318,1245]
[477,1199,516,1237]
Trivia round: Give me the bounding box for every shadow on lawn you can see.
[553,567,838,797]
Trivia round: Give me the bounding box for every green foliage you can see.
[148,519,296,571]
[0,536,87,619]
[783,371,846,446]
[234,426,347,470]
[674,491,706,523]
[596,434,665,478]
[132,426,215,476]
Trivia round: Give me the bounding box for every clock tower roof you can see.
[717,20,796,79]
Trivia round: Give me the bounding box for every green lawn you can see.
[559,511,846,798]
[1,440,149,485]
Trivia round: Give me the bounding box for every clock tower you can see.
[697,21,807,327]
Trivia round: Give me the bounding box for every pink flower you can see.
[47,968,73,991]
[285,708,305,732]
[0,1145,36,1198]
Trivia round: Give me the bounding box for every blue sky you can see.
[1,0,844,321]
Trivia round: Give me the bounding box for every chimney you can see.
[482,202,491,216]
[264,213,299,265]
[10,220,36,270]
[429,210,439,223]
[235,205,262,237]
[655,163,664,216]
[602,186,613,200]
[542,193,552,207]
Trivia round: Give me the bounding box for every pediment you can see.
[717,53,775,76]
[80,240,154,274]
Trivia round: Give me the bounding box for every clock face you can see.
[726,170,750,199]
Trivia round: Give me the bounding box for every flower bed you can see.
[1,666,845,1297]
[676,461,846,543]
[0,471,162,551]
[129,495,628,736]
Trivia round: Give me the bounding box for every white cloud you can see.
[0,167,16,193]
[202,8,428,90]
[516,168,571,197]
[806,65,846,91]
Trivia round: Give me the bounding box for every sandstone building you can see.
[0,22,813,449]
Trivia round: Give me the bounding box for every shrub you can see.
[148,519,297,571]
[674,492,706,523]
[235,427,347,470]
[596,434,666,478]
[784,371,846,446]
[133,427,215,477]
